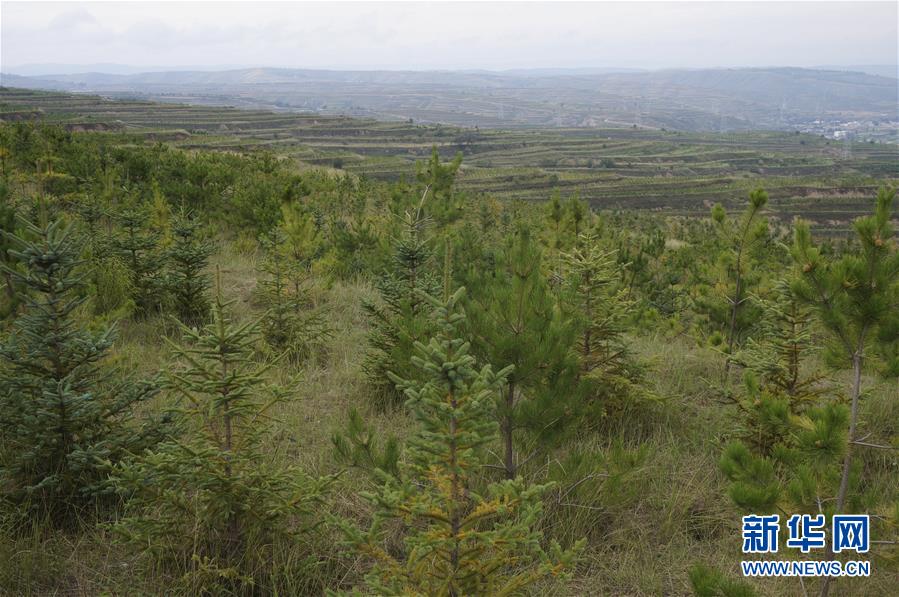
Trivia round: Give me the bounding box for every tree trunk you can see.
[449,388,460,597]
[724,275,742,376]
[3,271,16,304]
[819,348,863,597]
[503,380,516,480]
[582,270,593,375]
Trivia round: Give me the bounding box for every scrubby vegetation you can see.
[0,106,896,596]
[2,88,897,233]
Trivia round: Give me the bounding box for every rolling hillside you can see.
[2,87,897,231]
[2,66,896,133]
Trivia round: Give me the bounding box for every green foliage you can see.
[719,441,781,512]
[86,254,135,318]
[327,213,380,278]
[718,281,849,515]
[416,147,463,229]
[74,195,135,319]
[791,187,899,370]
[464,225,576,476]
[689,563,757,597]
[562,230,644,421]
[331,407,400,478]
[256,229,332,362]
[0,217,158,525]
[114,203,168,316]
[725,280,831,456]
[790,187,898,595]
[711,203,726,225]
[720,390,849,515]
[566,194,588,238]
[339,287,582,595]
[2,113,897,595]
[280,201,322,268]
[229,168,288,234]
[0,188,22,317]
[719,189,769,368]
[111,284,332,593]
[733,280,826,405]
[167,211,213,326]
[363,193,440,405]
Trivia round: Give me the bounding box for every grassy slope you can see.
[2,88,897,232]
[1,89,896,595]
[3,241,895,596]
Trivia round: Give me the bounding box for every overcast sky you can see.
[2,1,897,72]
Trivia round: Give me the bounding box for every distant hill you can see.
[2,63,257,76]
[813,65,897,79]
[1,66,895,132]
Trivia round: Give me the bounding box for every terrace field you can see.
[2,86,897,231]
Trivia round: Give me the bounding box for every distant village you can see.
[795,118,899,144]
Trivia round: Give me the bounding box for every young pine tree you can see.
[167,211,213,326]
[565,194,588,240]
[464,226,576,478]
[721,189,769,373]
[256,229,331,362]
[562,231,643,420]
[114,203,167,316]
[733,280,828,457]
[790,187,899,597]
[0,217,158,524]
[0,188,21,316]
[280,201,322,285]
[718,275,845,507]
[340,287,581,596]
[415,147,463,229]
[545,191,565,284]
[112,282,332,593]
[258,229,295,350]
[718,375,847,597]
[718,267,851,517]
[331,407,400,479]
[732,280,828,423]
[363,190,440,405]
[73,195,135,319]
[697,192,768,368]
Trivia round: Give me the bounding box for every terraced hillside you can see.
[2,87,896,231]
[5,66,897,133]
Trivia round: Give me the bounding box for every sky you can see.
[2,1,897,73]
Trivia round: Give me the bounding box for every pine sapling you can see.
[562,230,642,415]
[741,282,820,397]
[114,203,167,316]
[723,189,769,374]
[331,407,400,478]
[363,188,439,404]
[257,229,332,361]
[790,188,899,597]
[112,280,332,592]
[465,226,575,478]
[167,211,213,326]
[340,287,582,596]
[0,217,159,525]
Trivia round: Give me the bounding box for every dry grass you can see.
[2,244,896,596]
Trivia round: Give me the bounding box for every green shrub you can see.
[338,288,582,595]
[0,217,159,526]
[111,284,333,593]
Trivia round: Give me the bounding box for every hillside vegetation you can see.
[0,96,896,596]
[3,66,896,132]
[2,88,897,234]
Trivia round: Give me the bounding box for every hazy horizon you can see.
[2,2,897,73]
[4,63,899,77]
